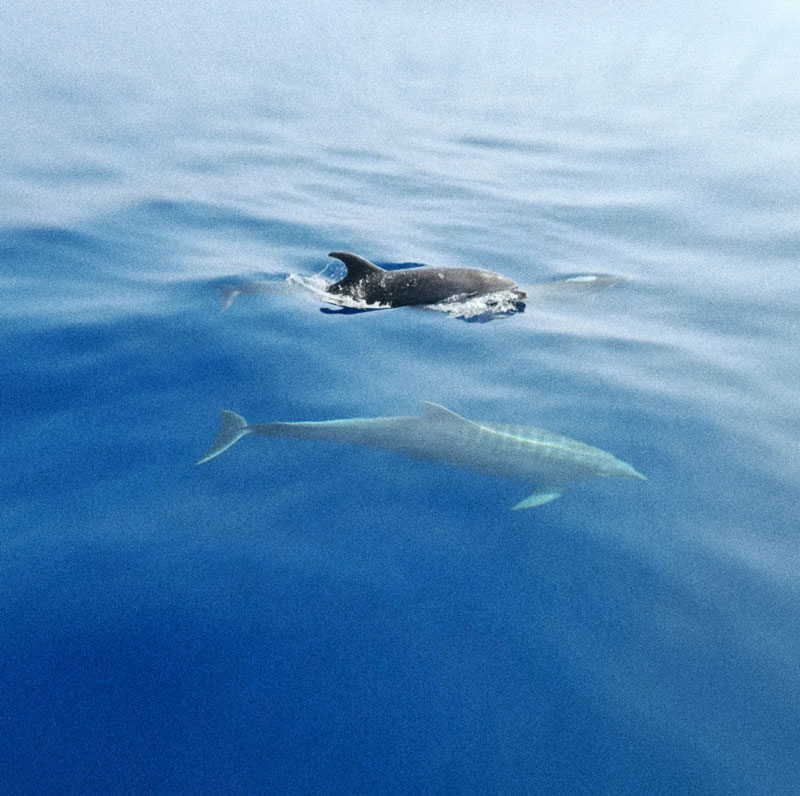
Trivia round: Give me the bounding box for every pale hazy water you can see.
[2,1,800,794]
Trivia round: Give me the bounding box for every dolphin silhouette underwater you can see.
[196,402,645,509]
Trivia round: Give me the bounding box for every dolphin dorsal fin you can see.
[421,402,472,424]
[328,252,385,281]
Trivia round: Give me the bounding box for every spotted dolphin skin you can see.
[325,252,527,309]
[196,402,645,510]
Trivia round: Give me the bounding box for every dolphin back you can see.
[325,251,524,309]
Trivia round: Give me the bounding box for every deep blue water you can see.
[3,1,800,793]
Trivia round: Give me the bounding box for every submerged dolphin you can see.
[525,273,626,300]
[217,278,294,312]
[324,252,527,309]
[196,402,645,509]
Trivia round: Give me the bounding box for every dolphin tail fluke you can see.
[196,410,251,464]
[218,284,242,312]
[511,488,563,510]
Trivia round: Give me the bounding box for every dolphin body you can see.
[217,257,622,317]
[196,402,645,509]
[324,252,527,310]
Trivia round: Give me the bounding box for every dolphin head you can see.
[586,449,646,481]
[609,459,647,480]
[472,269,520,292]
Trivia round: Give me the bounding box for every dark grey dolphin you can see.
[196,402,645,510]
[324,251,527,309]
[215,254,625,316]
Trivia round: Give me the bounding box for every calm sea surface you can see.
[3,1,800,793]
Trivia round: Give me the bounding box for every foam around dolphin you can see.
[324,251,527,309]
[196,402,645,510]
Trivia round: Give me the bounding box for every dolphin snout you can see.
[624,464,647,480]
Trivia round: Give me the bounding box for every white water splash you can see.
[425,289,527,321]
[287,273,393,309]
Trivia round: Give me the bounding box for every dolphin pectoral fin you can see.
[218,284,242,312]
[511,488,563,510]
[196,410,251,465]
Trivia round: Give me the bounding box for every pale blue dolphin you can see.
[196,402,645,510]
